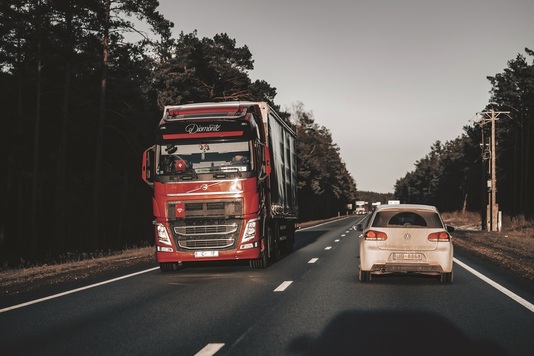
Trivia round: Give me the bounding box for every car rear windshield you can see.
[371,211,444,228]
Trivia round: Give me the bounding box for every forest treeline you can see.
[0,1,356,266]
[394,48,534,222]
[1,1,531,266]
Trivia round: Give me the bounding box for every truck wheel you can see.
[250,251,268,269]
[160,262,179,272]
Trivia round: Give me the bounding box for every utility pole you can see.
[477,108,509,232]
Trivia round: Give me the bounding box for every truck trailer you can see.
[142,102,298,271]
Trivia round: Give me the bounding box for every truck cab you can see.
[142,102,298,271]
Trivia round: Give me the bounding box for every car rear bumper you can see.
[369,262,446,273]
[359,242,453,273]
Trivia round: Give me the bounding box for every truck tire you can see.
[250,251,268,269]
[250,223,271,269]
[160,262,179,272]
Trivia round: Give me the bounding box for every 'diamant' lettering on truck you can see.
[141,102,298,271]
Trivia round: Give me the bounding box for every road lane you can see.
[1,216,533,355]
[218,218,534,355]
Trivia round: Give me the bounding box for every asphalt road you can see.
[1,216,534,355]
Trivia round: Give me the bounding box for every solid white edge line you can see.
[0,266,160,313]
[274,281,293,292]
[194,343,225,356]
[454,257,534,313]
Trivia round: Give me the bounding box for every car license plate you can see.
[194,251,219,258]
[393,253,422,260]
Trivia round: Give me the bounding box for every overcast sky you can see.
[155,0,534,193]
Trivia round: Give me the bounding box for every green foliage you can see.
[0,1,358,265]
[486,48,534,217]
[356,191,395,207]
[291,103,357,220]
[0,0,174,264]
[395,48,534,218]
[152,31,277,107]
[394,136,481,213]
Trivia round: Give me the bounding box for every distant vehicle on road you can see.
[355,207,366,215]
[355,204,454,283]
[355,200,367,214]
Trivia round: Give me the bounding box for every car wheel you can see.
[359,267,371,282]
[440,271,453,283]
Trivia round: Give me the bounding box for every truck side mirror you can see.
[142,146,155,186]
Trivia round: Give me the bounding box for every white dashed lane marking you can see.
[308,258,319,264]
[274,281,293,292]
[194,343,225,356]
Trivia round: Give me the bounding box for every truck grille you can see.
[168,199,243,250]
[171,220,241,250]
[174,223,237,236]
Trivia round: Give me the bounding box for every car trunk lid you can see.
[376,228,439,251]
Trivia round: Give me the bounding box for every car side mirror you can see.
[354,224,363,231]
[446,225,455,233]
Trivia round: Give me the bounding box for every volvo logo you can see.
[404,233,411,240]
[200,184,208,191]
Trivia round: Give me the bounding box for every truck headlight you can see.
[154,222,172,246]
[242,219,258,243]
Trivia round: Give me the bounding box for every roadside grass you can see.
[504,214,534,237]
[0,246,155,291]
[442,210,534,281]
[442,210,534,236]
[441,211,482,230]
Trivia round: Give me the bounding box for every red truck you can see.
[142,102,298,271]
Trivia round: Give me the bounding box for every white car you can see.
[356,204,454,283]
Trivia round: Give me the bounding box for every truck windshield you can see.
[156,141,253,176]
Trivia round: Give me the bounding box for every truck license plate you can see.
[393,253,422,260]
[195,251,219,258]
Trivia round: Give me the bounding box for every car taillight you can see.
[428,231,451,241]
[364,230,388,240]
